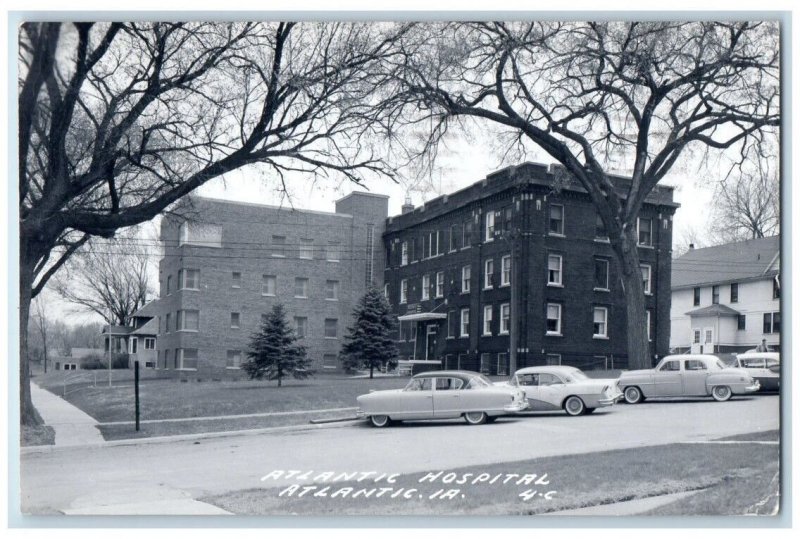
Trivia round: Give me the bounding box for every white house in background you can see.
[670,236,780,354]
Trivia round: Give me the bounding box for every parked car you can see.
[732,352,780,392]
[499,366,622,416]
[618,354,760,403]
[356,370,529,427]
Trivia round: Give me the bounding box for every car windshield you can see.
[714,360,726,370]
[465,375,491,390]
[564,369,588,382]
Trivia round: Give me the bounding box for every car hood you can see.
[619,369,653,378]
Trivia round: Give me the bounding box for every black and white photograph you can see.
[7,2,791,529]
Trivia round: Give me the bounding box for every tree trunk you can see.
[19,255,42,427]
[612,226,651,370]
[369,363,374,379]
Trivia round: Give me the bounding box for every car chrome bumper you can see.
[504,399,530,412]
[355,409,366,418]
[597,394,621,406]
[744,381,761,393]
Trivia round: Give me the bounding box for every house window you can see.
[641,265,652,295]
[294,277,309,298]
[693,329,701,344]
[546,303,562,335]
[271,235,286,257]
[547,254,563,286]
[262,275,276,296]
[450,224,461,251]
[484,259,494,289]
[422,274,431,300]
[595,214,608,240]
[326,242,341,262]
[299,239,314,260]
[483,305,493,336]
[460,308,470,337]
[594,259,609,290]
[322,355,338,369]
[130,337,138,354]
[463,221,473,247]
[325,280,339,301]
[773,276,780,299]
[593,307,608,338]
[232,271,242,288]
[226,350,242,369]
[144,337,156,350]
[712,285,719,305]
[549,204,564,235]
[500,303,510,334]
[763,312,780,334]
[178,348,198,370]
[177,309,199,331]
[485,211,495,242]
[737,314,746,331]
[730,282,739,303]
[500,255,511,286]
[400,279,408,304]
[230,312,240,329]
[462,266,471,293]
[638,218,653,246]
[295,317,308,338]
[401,241,408,266]
[436,271,445,298]
[693,287,701,306]
[180,269,200,290]
[324,318,338,338]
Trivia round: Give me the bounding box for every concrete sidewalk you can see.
[30,382,105,446]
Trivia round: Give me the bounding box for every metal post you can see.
[134,360,140,432]
[107,334,112,387]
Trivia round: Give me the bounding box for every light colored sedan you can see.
[733,352,780,392]
[500,366,622,416]
[618,354,760,404]
[356,370,529,427]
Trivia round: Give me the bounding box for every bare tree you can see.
[18,22,403,425]
[31,298,51,374]
[383,21,779,369]
[672,224,707,259]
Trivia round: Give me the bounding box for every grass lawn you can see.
[21,425,55,447]
[202,431,780,516]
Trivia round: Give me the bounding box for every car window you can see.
[538,373,563,386]
[741,358,766,368]
[684,359,707,371]
[568,370,589,381]
[465,376,490,390]
[516,374,538,386]
[659,360,680,372]
[435,377,463,390]
[766,358,780,368]
[405,378,432,391]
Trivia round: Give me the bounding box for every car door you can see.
[652,359,683,396]
[392,377,435,420]
[432,376,465,418]
[681,359,711,396]
[531,373,566,411]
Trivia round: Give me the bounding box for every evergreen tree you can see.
[340,288,399,378]
[243,304,313,387]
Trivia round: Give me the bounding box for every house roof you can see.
[685,304,741,317]
[131,318,158,336]
[672,236,780,290]
[101,325,133,335]
[131,299,161,319]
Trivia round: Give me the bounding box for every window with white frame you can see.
[294,317,308,338]
[594,258,609,290]
[460,308,470,337]
[144,337,156,350]
[226,350,242,369]
[400,279,408,304]
[641,265,652,294]
[299,238,314,259]
[326,242,341,262]
[547,254,563,286]
[180,269,200,290]
[462,265,471,293]
[271,235,286,257]
[638,218,653,246]
[500,303,510,334]
[546,303,562,335]
[485,211,495,241]
[593,307,608,338]
[595,214,609,240]
[177,309,199,331]
[549,204,564,235]
[401,241,408,265]
[178,348,198,370]
[230,312,240,329]
[501,255,511,286]
[130,337,138,354]
[436,271,445,298]
[294,277,309,298]
[449,224,461,251]
[325,280,339,300]
[324,318,338,338]
[484,259,494,288]
[262,274,276,296]
[422,274,431,300]
[483,305,493,336]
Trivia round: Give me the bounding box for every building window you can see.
[130,337,138,354]
[693,287,701,306]
[497,353,508,376]
[593,307,608,338]
[144,337,155,350]
[324,318,338,338]
[462,266,471,293]
[773,276,780,299]
[485,211,495,242]
[483,305,493,336]
[463,221,473,247]
[594,259,609,290]
[422,274,431,300]
[546,303,562,335]
[401,241,408,266]
[400,279,408,304]
[595,214,608,240]
[262,275,276,296]
[226,350,242,369]
[178,348,198,370]
[179,222,222,248]
[547,254,563,286]
[480,353,492,375]
[641,265,652,295]
[177,309,199,332]
[165,313,171,333]
[450,224,461,252]
[730,282,739,303]
[232,271,242,288]
[484,259,494,289]
[384,283,390,299]
[325,280,339,301]
[166,275,172,295]
[546,353,562,366]
[549,204,564,235]
[693,329,701,344]
[179,269,200,290]
[447,311,456,338]
[436,271,445,298]
[299,239,314,260]
[638,218,652,246]
[326,242,341,262]
[163,349,170,370]
[230,312,240,329]
[460,308,470,337]
[271,235,286,257]
[428,231,440,257]
[500,303,510,334]
[295,317,308,338]
[294,277,309,298]
[712,285,719,305]
[322,355,338,369]
[646,310,652,341]
[501,255,511,286]
[763,312,780,334]
[737,314,746,331]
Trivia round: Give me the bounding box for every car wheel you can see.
[711,385,732,402]
[584,408,596,415]
[564,396,586,416]
[369,415,391,428]
[623,386,644,404]
[464,411,488,425]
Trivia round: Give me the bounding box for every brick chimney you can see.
[401,196,414,215]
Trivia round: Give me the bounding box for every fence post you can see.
[134,360,140,432]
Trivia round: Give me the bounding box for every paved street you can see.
[20,395,779,515]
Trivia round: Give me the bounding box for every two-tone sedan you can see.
[732,352,780,392]
[501,366,622,416]
[618,354,760,404]
[356,370,529,427]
